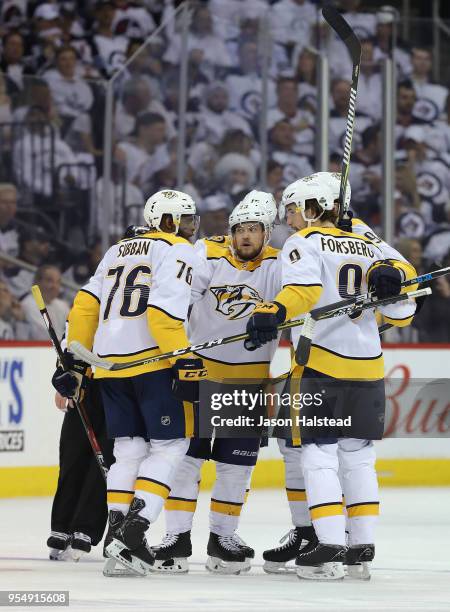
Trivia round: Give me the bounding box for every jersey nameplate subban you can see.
[118,240,151,257]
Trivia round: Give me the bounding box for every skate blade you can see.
[297,562,345,581]
[205,556,248,575]
[149,557,189,574]
[71,548,88,562]
[263,561,297,574]
[105,539,148,577]
[346,562,371,581]
[49,548,71,561]
[103,557,137,577]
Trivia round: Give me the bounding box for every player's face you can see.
[232,222,265,260]
[178,214,199,241]
[285,203,305,230]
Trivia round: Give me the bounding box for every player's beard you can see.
[234,243,263,261]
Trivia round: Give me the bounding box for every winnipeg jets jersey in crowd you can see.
[279,225,416,380]
[188,237,281,380]
[412,81,449,123]
[67,232,198,379]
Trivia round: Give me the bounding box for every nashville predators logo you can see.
[210,284,263,320]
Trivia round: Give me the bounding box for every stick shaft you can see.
[32,285,108,481]
[71,288,429,372]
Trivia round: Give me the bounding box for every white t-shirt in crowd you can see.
[21,293,70,341]
[44,71,94,118]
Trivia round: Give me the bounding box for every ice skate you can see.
[150,531,192,574]
[102,510,137,577]
[345,544,374,580]
[105,498,154,576]
[230,533,254,572]
[263,526,317,574]
[47,531,71,561]
[70,532,91,561]
[296,542,346,580]
[205,532,248,575]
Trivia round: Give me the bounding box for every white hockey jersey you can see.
[188,236,281,380]
[277,225,417,380]
[67,231,198,378]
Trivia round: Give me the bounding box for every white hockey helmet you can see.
[238,190,278,227]
[229,193,273,245]
[143,189,197,234]
[308,171,352,209]
[279,177,335,224]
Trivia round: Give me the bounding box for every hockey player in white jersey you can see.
[150,191,310,575]
[52,189,207,576]
[246,176,418,580]
[262,171,419,574]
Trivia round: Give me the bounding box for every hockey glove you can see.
[172,357,208,403]
[51,350,89,401]
[368,263,402,300]
[245,302,286,350]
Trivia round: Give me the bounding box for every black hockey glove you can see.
[368,263,402,300]
[123,225,148,239]
[172,357,208,403]
[245,302,286,350]
[51,350,89,401]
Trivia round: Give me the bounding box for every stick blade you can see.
[69,341,113,370]
[322,6,361,62]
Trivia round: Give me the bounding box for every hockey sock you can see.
[107,437,148,514]
[302,443,346,546]
[278,439,311,527]
[338,438,379,545]
[209,462,253,537]
[134,438,190,523]
[164,455,204,533]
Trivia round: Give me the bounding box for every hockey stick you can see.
[322,6,361,230]
[32,285,108,481]
[295,265,450,365]
[69,288,430,372]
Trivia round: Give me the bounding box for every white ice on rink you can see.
[1,487,449,612]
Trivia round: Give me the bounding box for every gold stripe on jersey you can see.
[94,346,166,379]
[135,477,171,499]
[147,305,191,367]
[210,498,243,516]
[346,502,380,517]
[276,284,323,321]
[196,354,271,381]
[286,488,307,502]
[306,344,384,380]
[244,488,250,503]
[299,226,379,245]
[107,490,134,505]
[67,289,100,350]
[165,496,197,512]
[309,502,344,520]
[183,401,194,437]
[288,365,304,446]
[118,230,192,247]
[382,313,415,328]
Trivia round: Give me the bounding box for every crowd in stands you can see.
[0,0,449,342]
